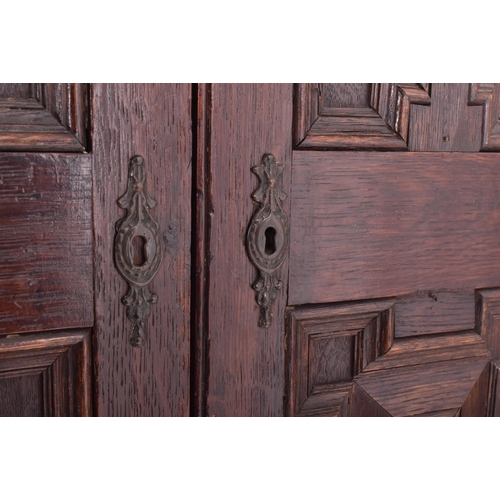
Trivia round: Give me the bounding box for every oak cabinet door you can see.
[0,84,192,416]
[203,84,500,417]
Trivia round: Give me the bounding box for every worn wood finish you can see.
[0,84,89,152]
[0,329,92,417]
[0,153,93,334]
[355,357,489,416]
[206,84,293,416]
[290,152,500,306]
[395,290,475,338]
[348,383,391,417]
[468,83,500,151]
[294,83,431,150]
[285,300,394,417]
[92,84,191,416]
[410,84,483,151]
[286,290,500,416]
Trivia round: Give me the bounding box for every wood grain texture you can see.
[0,84,89,152]
[476,288,500,359]
[294,83,430,150]
[92,84,191,416]
[0,373,44,416]
[348,382,390,417]
[488,361,500,416]
[285,300,394,416]
[290,152,500,306]
[409,84,483,151]
[0,153,93,334]
[206,84,293,416]
[286,289,500,416]
[461,363,490,416]
[468,83,500,151]
[395,290,475,338]
[355,357,489,417]
[0,329,92,416]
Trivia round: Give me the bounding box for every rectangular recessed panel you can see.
[395,290,475,337]
[290,152,500,305]
[308,334,355,392]
[0,373,44,417]
[0,154,93,334]
[320,84,372,109]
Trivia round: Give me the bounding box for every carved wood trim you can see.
[286,289,500,416]
[468,83,500,151]
[293,83,430,150]
[0,329,93,416]
[0,83,89,152]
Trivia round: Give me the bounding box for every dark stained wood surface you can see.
[0,84,89,152]
[0,373,44,416]
[294,83,431,150]
[410,84,483,151]
[0,153,93,334]
[290,151,500,306]
[286,299,394,416]
[206,84,293,416]
[0,329,92,416]
[91,84,192,416]
[349,383,391,417]
[395,290,475,337]
[355,357,489,417]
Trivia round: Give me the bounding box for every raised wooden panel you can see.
[0,329,92,416]
[468,83,500,151]
[356,356,489,417]
[0,154,93,334]
[285,299,394,416]
[290,152,500,306]
[0,83,89,152]
[395,290,475,338]
[294,83,430,150]
[286,290,500,416]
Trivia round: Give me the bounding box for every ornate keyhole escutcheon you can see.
[114,155,163,347]
[246,153,289,328]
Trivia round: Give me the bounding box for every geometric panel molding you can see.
[286,289,500,416]
[0,83,89,152]
[293,83,431,150]
[285,299,394,416]
[468,83,500,151]
[0,329,93,416]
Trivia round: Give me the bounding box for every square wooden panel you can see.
[293,83,430,150]
[285,299,394,416]
[0,84,89,152]
[0,329,93,417]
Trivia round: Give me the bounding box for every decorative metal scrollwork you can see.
[246,153,289,328]
[114,155,163,347]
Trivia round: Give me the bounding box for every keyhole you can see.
[132,236,147,266]
[264,227,277,255]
